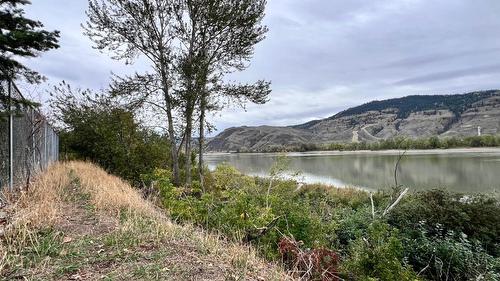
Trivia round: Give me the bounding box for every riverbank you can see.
[207,147,500,156]
[3,161,497,280]
[144,164,500,280]
[207,135,500,154]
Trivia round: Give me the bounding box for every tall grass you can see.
[67,161,163,219]
[7,163,70,229]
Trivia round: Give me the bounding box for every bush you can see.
[402,224,500,280]
[388,190,500,256]
[53,89,172,185]
[343,222,420,280]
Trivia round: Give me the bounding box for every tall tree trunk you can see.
[165,97,180,186]
[160,65,180,186]
[183,16,198,188]
[184,106,193,186]
[198,93,206,192]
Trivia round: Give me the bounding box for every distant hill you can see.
[207,90,500,152]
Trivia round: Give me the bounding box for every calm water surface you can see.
[204,148,500,193]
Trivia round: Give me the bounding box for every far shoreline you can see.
[205,147,500,156]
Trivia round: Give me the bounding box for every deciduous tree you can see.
[84,0,182,185]
[174,0,271,187]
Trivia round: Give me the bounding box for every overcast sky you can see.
[22,0,500,134]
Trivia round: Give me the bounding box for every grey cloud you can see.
[20,0,500,135]
[393,64,500,86]
[379,47,500,69]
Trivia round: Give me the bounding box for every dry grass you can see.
[0,161,291,280]
[0,163,71,275]
[67,161,164,219]
[6,162,71,229]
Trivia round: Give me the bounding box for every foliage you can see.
[401,224,500,281]
[324,135,499,152]
[243,135,500,153]
[173,0,271,187]
[85,0,185,185]
[1,161,286,280]
[51,83,172,185]
[141,162,500,280]
[388,190,500,257]
[84,0,272,187]
[0,0,59,83]
[343,222,420,281]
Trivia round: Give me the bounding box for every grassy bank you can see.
[0,162,288,280]
[144,164,500,280]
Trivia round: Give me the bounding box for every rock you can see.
[69,273,82,280]
[63,236,73,243]
[0,211,7,224]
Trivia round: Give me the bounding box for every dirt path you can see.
[360,124,382,141]
[352,130,359,143]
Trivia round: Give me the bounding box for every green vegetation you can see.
[84,0,270,188]
[1,162,285,280]
[324,135,500,151]
[48,74,500,280]
[230,135,500,153]
[3,1,498,281]
[265,135,500,153]
[51,83,173,185]
[141,162,500,280]
[0,0,59,116]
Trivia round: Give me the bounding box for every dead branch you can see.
[370,193,375,220]
[394,149,407,190]
[383,187,409,217]
[243,216,281,243]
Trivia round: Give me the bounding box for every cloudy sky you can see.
[22,0,500,134]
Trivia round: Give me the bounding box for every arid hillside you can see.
[207,91,500,152]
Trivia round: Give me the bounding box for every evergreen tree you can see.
[0,0,60,83]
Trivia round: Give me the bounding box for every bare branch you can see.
[383,187,409,217]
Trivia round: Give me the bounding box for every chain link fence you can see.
[0,77,59,191]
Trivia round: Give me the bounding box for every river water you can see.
[204,148,500,193]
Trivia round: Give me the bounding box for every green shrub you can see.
[343,222,420,280]
[388,190,500,256]
[402,224,500,280]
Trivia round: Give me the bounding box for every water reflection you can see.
[205,150,500,193]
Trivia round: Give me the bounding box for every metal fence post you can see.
[8,79,13,191]
[43,121,47,169]
[32,110,35,167]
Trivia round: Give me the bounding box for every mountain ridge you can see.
[207,90,500,152]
